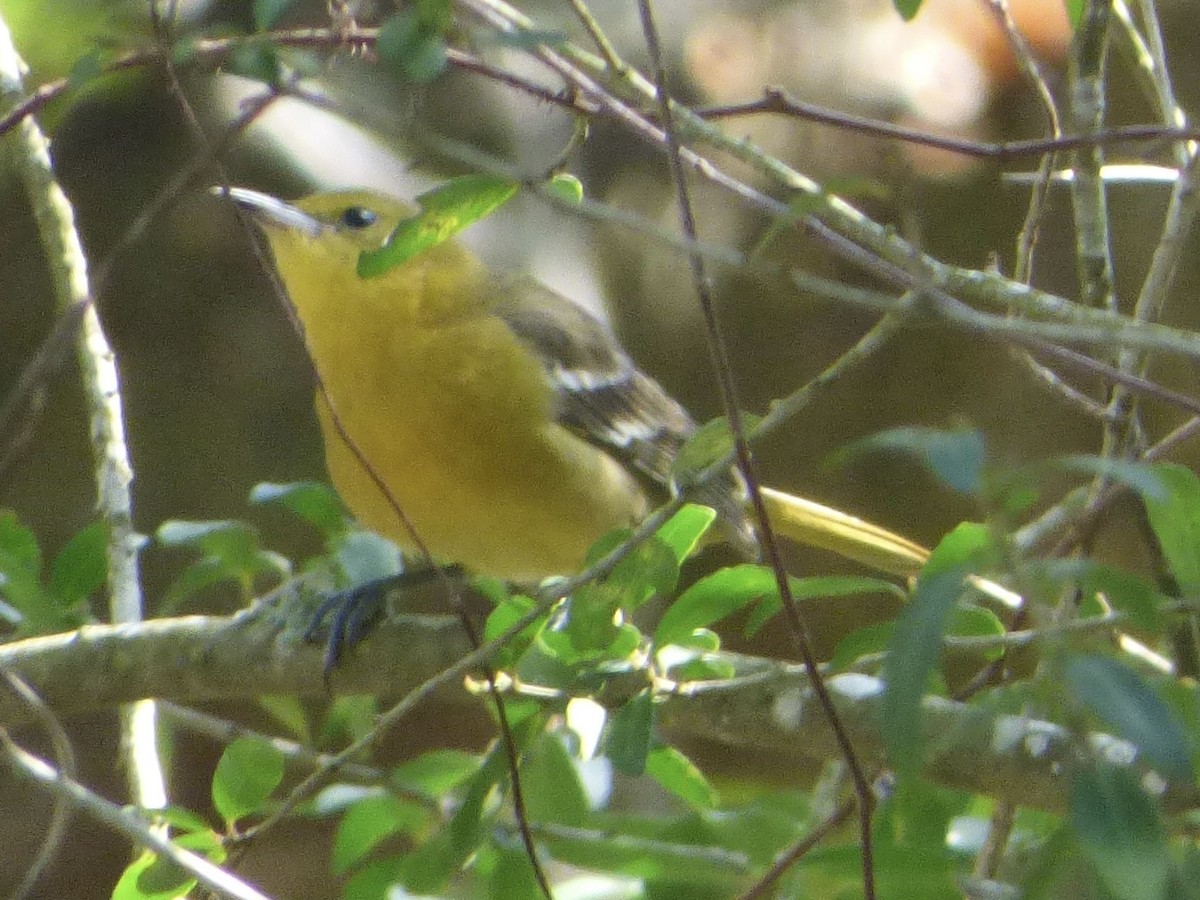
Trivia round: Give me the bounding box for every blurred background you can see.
[2,0,1199,895]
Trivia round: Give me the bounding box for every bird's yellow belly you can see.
[312,319,648,581]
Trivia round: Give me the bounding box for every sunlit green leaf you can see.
[358,174,518,277]
[646,745,717,810]
[0,510,41,574]
[1064,0,1086,28]
[344,857,404,900]
[112,850,197,900]
[322,695,379,747]
[398,744,508,893]
[332,792,427,875]
[656,564,901,647]
[605,690,654,775]
[481,842,545,900]
[521,731,588,826]
[654,503,717,565]
[212,737,285,826]
[393,749,481,798]
[545,172,584,205]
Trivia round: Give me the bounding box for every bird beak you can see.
[211,185,326,238]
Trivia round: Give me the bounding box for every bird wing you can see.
[493,274,758,555]
[492,274,695,487]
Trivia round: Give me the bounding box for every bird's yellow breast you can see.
[266,226,648,580]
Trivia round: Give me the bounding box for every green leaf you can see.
[322,695,379,747]
[1072,764,1168,900]
[1065,654,1193,782]
[1140,463,1200,596]
[605,534,680,611]
[0,546,54,629]
[358,174,519,278]
[836,426,986,495]
[135,854,193,896]
[605,690,654,775]
[536,816,750,888]
[393,749,481,798]
[226,41,282,85]
[1054,455,1168,503]
[113,850,197,900]
[539,591,641,665]
[66,48,103,89]
[344,857,404,900]
[211,737,286,826]
[0,511,76,631]
[0,510,42,574]
[1034,558,1163,631]
[521,731,589,825]
[332,530,403,587]
[654,503,718,565]
[947,604,1006,661]
[376,9,449,83]
[881,523,993,777]
[158,519,289,606]
[892,0,924,20]
[398,744,508,893]
[645,745,717,809]
[1064,0,1086,29]
[333,792,427,875]
[250,481,347,536]
[153,805,215,835]
[482,593,542,666]
[156,518,255,555]
[656,564,901,647]
[744,573,904,637]
[546,172,584,205]
[257,694,311,744]
[829,621,895,670]
[482,843,545,900]
[49,520,109,606]
[671,416,763,485]
[254,0,299,29]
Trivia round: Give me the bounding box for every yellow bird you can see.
[223,187,929,640]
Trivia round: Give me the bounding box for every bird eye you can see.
[339,206,378,229]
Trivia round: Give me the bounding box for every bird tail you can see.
[758,486,930,578]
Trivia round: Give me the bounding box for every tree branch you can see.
[1,606,1193,816]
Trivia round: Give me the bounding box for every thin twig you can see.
[0,734,271,900]
[1,671,76,900]
[635,1,876,895]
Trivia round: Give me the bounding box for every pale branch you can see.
[0,604,1193,816]
[0,6,165,822]
[660,671,1200,815]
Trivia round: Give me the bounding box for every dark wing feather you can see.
[493,275,758,555]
